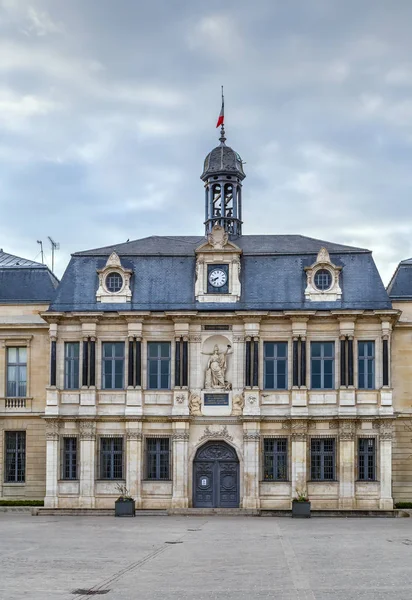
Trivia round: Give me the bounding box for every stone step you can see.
[168,508,259,516]
[261,509,410,518]
[36,508,168,517]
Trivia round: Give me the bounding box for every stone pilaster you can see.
[126,426,143,508]
[242,424,260,509]
[44,419,60,509]
[291,420,307,499]
[379,420,393,509]
[338,420,355,509]
[171,424,190,508]
[79,420,96,509]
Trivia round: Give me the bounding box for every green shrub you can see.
[0,500,44,507]
[395,502,412,509]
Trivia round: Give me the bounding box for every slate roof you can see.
[0,251,59,304]
[201,144,246,179]
[387,259,412,300]
[50,234,391,313]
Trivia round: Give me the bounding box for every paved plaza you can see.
[1,514,412,599]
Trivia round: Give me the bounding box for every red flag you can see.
[216,93,224,128]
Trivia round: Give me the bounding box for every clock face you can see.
[208,268,228,288]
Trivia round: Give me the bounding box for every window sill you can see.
[95,479,126,482]
[356,479,379,483]
[58,479,79,483]
[3,482,25,486]
[143,479,172,483]
[260,480,290,483]
[308,480,338,483]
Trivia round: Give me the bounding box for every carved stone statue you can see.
[189,393,202,416]
[202,344,232,390]
[232,394,244,416]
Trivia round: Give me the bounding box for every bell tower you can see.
[201,125,246,238]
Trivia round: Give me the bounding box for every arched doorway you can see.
[193,441,239,508]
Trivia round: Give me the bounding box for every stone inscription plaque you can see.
[204,393,229,406]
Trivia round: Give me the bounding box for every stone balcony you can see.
[0,397,33,414]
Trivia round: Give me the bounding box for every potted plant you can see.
[114,484,135,517]
[292,482,311,518]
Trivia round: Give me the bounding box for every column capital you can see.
[79,420,96,440]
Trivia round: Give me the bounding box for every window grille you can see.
[61,437,78,480]
[314,269,332,291]
[64,342,80,389]
[102,342,125,390]
[145,437,171,480]
[358,341,375,390]
[310,438,336,481]
[263,438,288,481]
[99,437,124,480]
[147,342,171,390]
[264,342,288,390]
[106,272,123,293]
[358,438,376,481]
[311,342,334,390]
[5,431,26,483]
[6,347,27,398]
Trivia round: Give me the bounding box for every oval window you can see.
[106,272,123,293]
[314,269,332,291]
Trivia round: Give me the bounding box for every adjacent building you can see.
[39,127,399,510]
[0,251,58,500]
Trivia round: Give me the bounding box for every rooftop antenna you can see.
[37,240,44,264]
[48,236,59,273]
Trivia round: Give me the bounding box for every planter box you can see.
[292,500,311,518]
[115,499,135,517]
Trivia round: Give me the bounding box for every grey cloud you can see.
[1,0,412,282]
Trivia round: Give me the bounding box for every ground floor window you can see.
[5,431,26,482]
[61,437,78,480]
[310,438,336,481]
[263,438,288,481]
[99,437,124,480]
[358,438,376,481]
[146,438,171,480]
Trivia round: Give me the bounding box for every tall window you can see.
[358,341,375,390]
[6,347,27,397]
[311,342,334,390]
[146,438,170,480]
[5,431,26,483]
[62,437,78,480]
[102,342,125,390]
[147,342,171,390]
[311,438,335,481]
[358,438,376,481]
[264,342,288,390]
[100,437,124,480]
[64,342,80,389]
[263,438,288,481]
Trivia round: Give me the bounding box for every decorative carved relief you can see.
[189,393,202,416]
[196,442,237,461]
[45,419,61,441]
[79,420,96,440]
[329,421,340,429]
[175,394,186,404]
[291,419,307,441]
[199,425,233,443]
[339,421,355,441]
[172,431,190,441]
[126,431,143,441]
[246,394,258,405]
[207,224,229,249]
[304,247,342,302]
[189,335,202,343]
[231,394,244,416]
[243,431,260,440]
[379,421,393,441]
[96,251,133,304]
[233,335,244,343]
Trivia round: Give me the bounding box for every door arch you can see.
[193,441,239,508]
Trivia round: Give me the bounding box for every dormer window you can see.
[96,252,132,303]
[305,247,342,302]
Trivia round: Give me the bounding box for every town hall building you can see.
[34,125,399,511]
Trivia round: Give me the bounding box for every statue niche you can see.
[202,343,232,391]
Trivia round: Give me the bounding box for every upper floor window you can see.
[99,437,124,480]
[358,438,376,481]
[147,342,171,390]
[311,342,334,390]
[61,437,78,480]
[7,347,27,398]
[311,438,336,481]
[64,342,80,390]
[5,431,26,483]
[264,342,288,390]
[263,438,288,481]
[146,438,171,480]
[358,341,375,390]
[106,272,123,293]
[102,342,125,390]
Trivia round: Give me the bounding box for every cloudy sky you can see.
[1,0,412,283]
